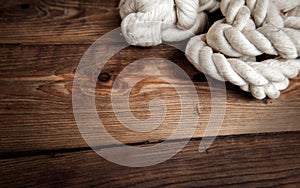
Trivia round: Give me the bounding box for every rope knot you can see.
[119,0,219,46]
[186,0,300,99]
[119,0,300,99]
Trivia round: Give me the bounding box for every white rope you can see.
[186,0,300,99]
[119,0,220,46]
[119,0,300,99]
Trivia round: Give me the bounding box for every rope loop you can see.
[119,0,220,46]
[186,0,300,99]
[120,0,300,99]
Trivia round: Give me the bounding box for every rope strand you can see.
[186,0,300,99]
[119,0,300,99]
[119,0,220,46]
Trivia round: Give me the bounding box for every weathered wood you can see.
[1,45,300,154]
[1,132,300,187]
[0,0,121,44]
[1,0,300,186]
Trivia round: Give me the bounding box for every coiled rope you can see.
[120,0,300,99]
[119,0,219,46]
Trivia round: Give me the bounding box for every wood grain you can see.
[1,132,300,187]
[1,0,300,187]
[0,0,121,44]
[1,44,300,154]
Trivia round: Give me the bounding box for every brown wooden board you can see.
[0,0,121,44]
[1,132,300,187]
[1,0,300,187]
[0,45,300,154]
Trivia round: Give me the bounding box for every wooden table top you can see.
[1,0,300,187]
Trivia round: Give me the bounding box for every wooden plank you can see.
[1,132,300,187]
[1,1,299,186]
[1,44,300,154]
[0,0,224,45]
[0,0,121,44]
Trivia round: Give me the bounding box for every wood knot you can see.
[98,73,111,82]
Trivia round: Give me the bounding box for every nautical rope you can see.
[120,0,300,99]
[119,0,220,46]
[186,0,300,99]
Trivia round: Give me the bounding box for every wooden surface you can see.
[0,0,300,187]
[2,132,300,187]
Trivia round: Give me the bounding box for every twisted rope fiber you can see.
[119,0,220,46]
[120,0,300,99]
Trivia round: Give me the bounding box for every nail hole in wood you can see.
[98,73,111,82]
